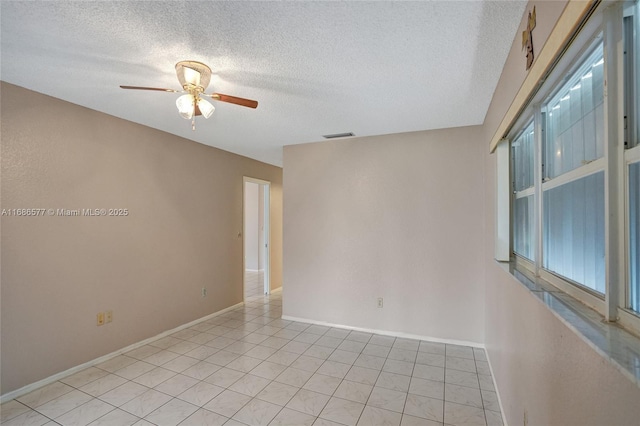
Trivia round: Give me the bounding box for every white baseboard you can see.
[280,315,484,348]
[484,349,508,426]
[0,301,244,404]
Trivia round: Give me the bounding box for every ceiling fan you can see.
[120,60,258,130]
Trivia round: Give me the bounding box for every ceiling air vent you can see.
[323,132,355,139]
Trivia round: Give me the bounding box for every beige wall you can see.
[482,1,640,425]
[0,82,282,394]
[283,127,485,344]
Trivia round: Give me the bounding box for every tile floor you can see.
[244,270,265,299]
[1,291,503,426]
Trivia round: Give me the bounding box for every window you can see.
[542,43,606,294]
[511,121,535,261]
[508,0,640,331]
[625,1,640,314]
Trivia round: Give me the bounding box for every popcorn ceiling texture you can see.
[0,0,526,166]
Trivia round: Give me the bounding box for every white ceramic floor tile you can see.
[403,394,443,423]
[445,345,474,360]
[120,389,172,418]
[267,350,300,366]
[445,370,479,389]
[408,377,444,400]
[35,389,93,419]
[346,331,373,344]
[226,355,263,373]
[86,408,139,426]
[303,373,343,396]
[418,342,445,356]
[161,355,201,373]
[480,389,500,412]
[333,380,373,404]
[177,381,224,406]
[367,387,408,413]
[444,401,486,426]
[256,381,299,406]
[99,382,149,408]
[243,345,278,360]
[445,383,482,409]
[1,400,32,422]
[357,405,402,426]
[204,350,239,367]
[2,409,51,426]
[369,336,396,347]
[345,366,381,386]
[393,339,420,351]
[61,368,109,389]
[7,292,506,426]
[446,356,477,374]
[143,397,198,426]
[114,361,156,380]
[203,389,251,418]
[154,374,199,397]
[303,345,334,360]
[142,350,180,367]
[228,374,271,397]
[270,407,316,426]
[315,336,343,349]
[274,367,314,387]
[132,367,176,388]
[232,398,282,426]
[415,353,445,368]
[178,408,228,426]
[316,361,351,379]
[319,397,365,426]
[285,389,330,416]
[484,409,504,426]
[96,356,137,373]
[383,359,414,377]
[294,333,322,345]
[203,367,246,388]
[412,364,444,382]
[55,398,114,426]
[328,350,359,365]
[80,374,128,397]
[18,381,74,408]
[282,341,312,355]
[363,344,392,359]
[313,418,344,426]
[376,372,411,392]
[400,413,442,426]
[124,346,161,361]
[388,348,418,363]
[291,355,326,373]
[181,361,222,380]
[250,360,288,380]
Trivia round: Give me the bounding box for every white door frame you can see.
[243,177,271,300]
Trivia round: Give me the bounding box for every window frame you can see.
[507,0,640,335]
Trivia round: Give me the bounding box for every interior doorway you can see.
[243,177,270,300]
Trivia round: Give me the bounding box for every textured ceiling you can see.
[1,1,526,166]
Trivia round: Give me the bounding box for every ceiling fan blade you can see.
[209,93,258,109]
[120,85,180,93]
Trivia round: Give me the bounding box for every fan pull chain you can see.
[192,101,196,131]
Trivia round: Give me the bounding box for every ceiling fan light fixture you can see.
[197,98,215,118]
[176,94,195,119]
[175,60,212,91]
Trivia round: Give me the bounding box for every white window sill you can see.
[497,261,640,388]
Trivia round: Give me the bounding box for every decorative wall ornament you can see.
[522,6,537,70]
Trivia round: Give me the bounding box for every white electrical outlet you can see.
[202,287,207,298]
[377,298,384,308]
